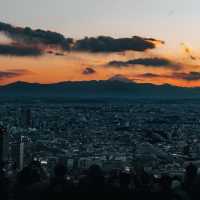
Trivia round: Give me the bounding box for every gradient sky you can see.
[1,0,200,86]
[1,0,200,46]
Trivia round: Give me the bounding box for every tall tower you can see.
[0,125,9,167]
[19,136,25,170]
[11,136,26,171]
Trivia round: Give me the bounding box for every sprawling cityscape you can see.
[2,0,200,199]
[1,101,200,176]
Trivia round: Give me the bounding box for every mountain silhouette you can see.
[108,74,132,83]
[0,80,200,101]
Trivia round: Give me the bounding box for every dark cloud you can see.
[0,21,164,56]
[145,38,165,45]
[82,67,96,75]
[173,72,200,81]
[0,44,42,56]
[138,72,200,82]
[0,69,30,80]
[73,36,164,53]
[190,55,197,60]
[108,58,180,69]
[54,52,65,56]
[180,43,198,61]
[139,73,161,78]
[0,21,73,50]
[47,50,54,54]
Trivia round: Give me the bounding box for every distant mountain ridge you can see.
[1,80,200,100]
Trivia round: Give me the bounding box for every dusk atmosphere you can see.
[1,0,200,87]
[2,1,200,200]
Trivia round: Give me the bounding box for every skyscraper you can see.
[0,125,9,167]
[19,136,25,170]
[11,136,27,171]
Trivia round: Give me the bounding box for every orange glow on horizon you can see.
[1,48,200,88]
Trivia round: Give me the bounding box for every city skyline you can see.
[1,2,200,198]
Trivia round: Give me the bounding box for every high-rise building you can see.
[19,136,25,170]
[11,142,20,170]
[11,136,27,170]
[0,125,9,167]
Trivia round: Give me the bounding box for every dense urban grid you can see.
[1,101,200,174]
[1,101,200,199]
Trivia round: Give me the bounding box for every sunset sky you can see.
[1,0,200,87]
